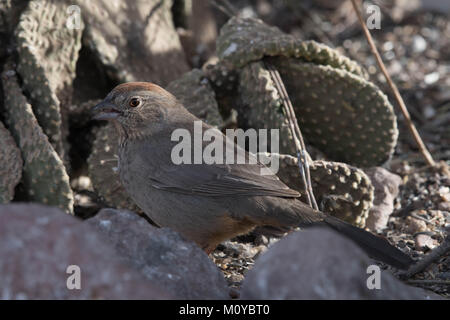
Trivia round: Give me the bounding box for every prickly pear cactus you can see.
[76,0,188,86]
[166,69,223,127]
[88,123,141,212]
[2,67,74,213]
[214,17,398,167]
[272,153,374,227]
[15,0,83,159]
[88,70,224,211]
[0,120,22,203]
[273,57,398,166]
[238,61,294,154]
[217,17,367,78]
[203,60,239,117]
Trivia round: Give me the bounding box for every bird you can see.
[92,81,413,269]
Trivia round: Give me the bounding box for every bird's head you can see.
[92,82,178,134]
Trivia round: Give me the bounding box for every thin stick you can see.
[210,0,234,18]
[264,60,319,210]
[350,0,436,167]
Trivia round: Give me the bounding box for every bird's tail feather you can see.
[323,215,413,269]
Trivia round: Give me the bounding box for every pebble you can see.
[405,215,428,234]
[412,35,427,53]
[415,234,438,251]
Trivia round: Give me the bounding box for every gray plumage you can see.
[92,82,413,269]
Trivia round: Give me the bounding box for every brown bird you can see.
[92,82,412,269]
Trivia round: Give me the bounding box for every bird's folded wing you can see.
[150,161,301,198]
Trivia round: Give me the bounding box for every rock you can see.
[0,204,170,299]
[415,234,438,251]
[438,202,450,212]
[421,0,450,14]
[405,215,428,234]
[241,228,439,299]
[87,208,229,300]
[365,167,402,232]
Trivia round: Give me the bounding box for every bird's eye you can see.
[129,98,141,108]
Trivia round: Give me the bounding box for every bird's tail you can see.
[322,214,413,269]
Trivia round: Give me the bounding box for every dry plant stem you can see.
[403,235,450,278]
[210,0,237,17]
[264,60,319,211]
[350,0,436,167]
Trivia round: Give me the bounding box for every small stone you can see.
[415,234,438,251]
[405,216,428,234]
[364,167,402,232]
[438,202,450,212]
[412,35,427,53]
[424,72,439,85]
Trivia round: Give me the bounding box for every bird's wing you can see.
[150,161,300,198]
[138,119,301,198]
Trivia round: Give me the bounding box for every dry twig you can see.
[264,60,318,210]
[350,0,436,167]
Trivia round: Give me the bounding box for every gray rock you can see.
[365,167,403,232]
[87,208,229,300]
[0,204,170,299]
[241,228,440,299]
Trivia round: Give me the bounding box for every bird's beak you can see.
[92,100,121,120]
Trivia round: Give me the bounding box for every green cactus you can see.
[217,17,367,78]
[2,66,74,213]
[213,17,398,167]
[270,153,374,227]
[76,0,189,86]
[15,0,83,159]
[273,57,398,166]
[203,60,239,118]
[88,123,141,212]
[88,70,224,211]
[238,61,294,154]
[166,69,223,127]
[0,120,22,203]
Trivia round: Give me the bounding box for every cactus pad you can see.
[88,123,140,212]
[238,61,295,155]
[76,0,188,85]
[2,67,73,213]
[15,0,83,158]
[0,120,22,203]
[272,153,374,227]
[273,57,398,166]
[166,69,223,127]
[217,17,367,78]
